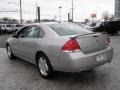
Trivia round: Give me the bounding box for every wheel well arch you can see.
[35,51,54,71]
[35,51,48,64]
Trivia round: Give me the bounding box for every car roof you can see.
[20,22,62,38]
[23,22,58,26]
[23,22,73,26]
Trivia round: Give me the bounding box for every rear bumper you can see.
[53,46,113,72]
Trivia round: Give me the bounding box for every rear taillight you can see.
[62,38,80,52]
[107,37,110,43]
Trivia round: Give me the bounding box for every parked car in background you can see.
[84,22,97,30]
[0,25,1,34]
[6,23,113,78]
[14,24,22,31]
[11,24,23,33]
[0,24,24,34]
[92,21,120,35]
[5,24,14,33]
[0,24,6,33]
[0,24,14,33]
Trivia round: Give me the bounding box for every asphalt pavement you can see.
[0,35,120,90]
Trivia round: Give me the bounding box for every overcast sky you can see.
[0,0,114,21]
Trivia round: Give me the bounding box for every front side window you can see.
[25,26,40,38]
[17,25,44,38]
[18,26,30,38]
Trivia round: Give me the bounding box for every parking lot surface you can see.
[0,35,120,90]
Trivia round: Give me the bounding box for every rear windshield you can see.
[49,23,93,36]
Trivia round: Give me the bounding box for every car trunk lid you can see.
[74,33,108,54]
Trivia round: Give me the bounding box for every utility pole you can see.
[59,6,62,23]
[68,13,70,22]
[72,0,74,22]
[20,0,23,25]
[0,10,18,12]
[96,6,98,20]
[36,1,38,21]
[37,6,40,23]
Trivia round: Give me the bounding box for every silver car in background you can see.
[6,23,113,78]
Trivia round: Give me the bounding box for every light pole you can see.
[8,1,23,25]
[20,0,23,25]
[72,0,74,22]
[36,0,38,21]
[59,6,62,23]
[37,6,40,23]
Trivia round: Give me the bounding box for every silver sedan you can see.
[6,23,113,78]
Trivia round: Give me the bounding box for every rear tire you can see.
[6,45,15,60]
[37,53,54,79]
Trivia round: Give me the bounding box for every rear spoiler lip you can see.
[71,32,98,39]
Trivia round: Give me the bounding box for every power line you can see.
[0,10,18,12]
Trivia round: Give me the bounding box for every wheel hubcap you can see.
[39,57,48,76]
[7,46,11,58]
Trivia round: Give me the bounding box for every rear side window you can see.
[49,23,92,36]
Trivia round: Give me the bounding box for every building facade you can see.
[115,0,120,20]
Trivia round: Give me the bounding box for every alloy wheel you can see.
[38,57,49,76]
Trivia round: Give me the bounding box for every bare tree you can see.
[102,11,110,21]
[109,15,115,21]
[84,18,89,24]
[1,17,19,24]
[3,17,10,21]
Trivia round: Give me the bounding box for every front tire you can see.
[37,53,54,79]
[7,45,15,59]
